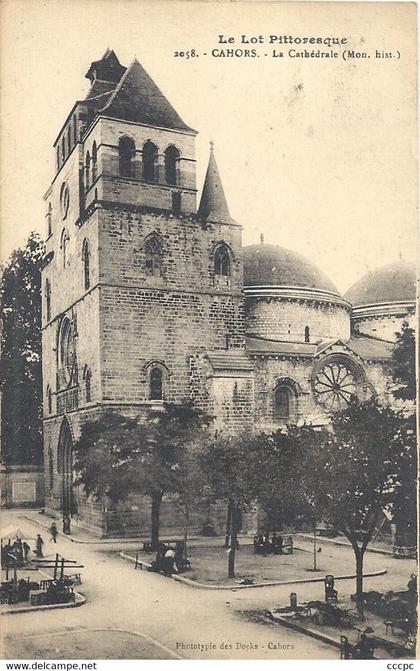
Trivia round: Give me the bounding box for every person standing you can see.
[50,522,58,543]
[35,534,44,558]
[22,541,30,562]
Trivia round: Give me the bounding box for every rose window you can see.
[312,356,373,412]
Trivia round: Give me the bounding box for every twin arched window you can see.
[143,140,158,182]
[45,279,51,322]
[60,229,70,268]
[214,244,231,277]
[119,136,135,178]
[46,386,52,415]
[85,151,91,190]
[92,142,97,182]
[46,203,52,237]
[83,365,92,403]
[145,236,163,277]
[165,145,180,185]
[82,239,90,290]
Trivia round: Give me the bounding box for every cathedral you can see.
[41,50,416,536]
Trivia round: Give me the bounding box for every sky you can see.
[1,0,417,294]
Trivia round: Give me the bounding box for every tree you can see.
[391,320,416,401]
[199,432,262,578]
[73,403,211,547]
[309,398,416,618]
[255,426,319,533]
[0,232,45,464]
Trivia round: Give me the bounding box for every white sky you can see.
[1,0,417,294]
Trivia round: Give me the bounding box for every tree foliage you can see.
[391,320,416,401]
[308,398,416,616]
[0,232,45,464]
[73,403,212,546]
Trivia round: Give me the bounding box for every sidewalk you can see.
[297,533,395,557]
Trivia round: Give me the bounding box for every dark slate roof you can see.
[344,261,416,306]
[99,58,196,133]
[85,79,117,101]
[85,49,127,84]
[346,335,393,361]
[243,244,340,295]
[246,334,393,361]
[198,147,231,222]
[206,351,254,371]
[246,336,317,356]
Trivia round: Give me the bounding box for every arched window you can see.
[305,325,310,343]
[45,279,51,322]
[58,316,76,388]
[273,378,300,422]
[62,136,66,162]
[92,142,97,182]
[150,367,163,400]
[46,203,52,237]
[119,136,135,178]
[67,127,72,153]
[145,236,163,277]
[82,239,90,290]
[165,145,180,185]
[73,114,77,144]
[46,386,52,415]
[85,151,91,190]
[56,146,60,171]
[274,386,291,420]
[143,140,158,182]
[214,244,231,276]
[83,366,92,403]
[60,229,70,268]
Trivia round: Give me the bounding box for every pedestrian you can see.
[63,514,71,535]
[23,541,30,562]
[50,522,58,543]
[35,534,44,558]
[163,547,176,576]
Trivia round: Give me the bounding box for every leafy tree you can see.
[391,321,416,401]
[0,232,45,464]
[199,432,262,578]
[73,403,211,547]
[255,426,320,533]
[309,398,416,618]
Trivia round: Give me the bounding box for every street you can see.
[1,510,416,660]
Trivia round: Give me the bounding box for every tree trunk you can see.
[355,548,365,620]
[224,501,232,548]
[151,492,163,550]
[227,501,240,579]
[183,506,189,560]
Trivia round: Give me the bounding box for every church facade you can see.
[41,51,416,536]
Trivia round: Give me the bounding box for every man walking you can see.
[50,522,58,543]
[35,534,44,558]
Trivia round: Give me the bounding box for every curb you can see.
[267,612,341,649]
[20,514,200,546]
[119,552,387,590]
[0,592,86,616]
[296,534,395,557]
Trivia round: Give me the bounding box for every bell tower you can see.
[41,50,249,535]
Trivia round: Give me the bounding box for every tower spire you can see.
[198,141,231,222]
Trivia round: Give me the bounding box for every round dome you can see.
[243,244,340,295]
[344,261,416,307]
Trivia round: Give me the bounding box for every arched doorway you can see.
[57,418,75,515]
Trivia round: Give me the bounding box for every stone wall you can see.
[0,465,44,508]
[245,296,350,342]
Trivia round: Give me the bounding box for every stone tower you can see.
[41,50,253,536]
